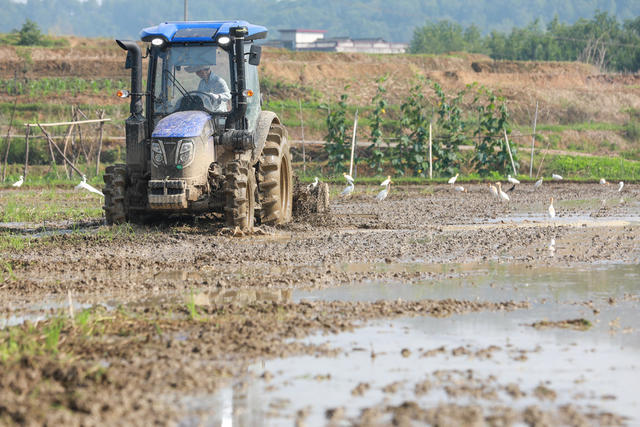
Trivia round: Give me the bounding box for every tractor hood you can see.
[152,111,212,139]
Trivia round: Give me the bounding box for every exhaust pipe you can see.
[226,27,248,131]
[116,39,143,119]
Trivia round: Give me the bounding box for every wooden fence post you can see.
[2,98,18,182]
[429,122,433,179]
[504,128,517,176]
[95,110,105,176]
[349,109,358,178]
[23,125,30,178]
[298,100,306,175]
[529,101,538,177]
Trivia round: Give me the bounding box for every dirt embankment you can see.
[1,42,639,124]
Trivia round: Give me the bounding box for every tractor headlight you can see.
[176,139,194,167]
[151,141,165,166]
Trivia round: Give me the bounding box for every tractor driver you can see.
[186,65,231,112]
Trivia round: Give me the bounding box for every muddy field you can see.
[0,181,639,426]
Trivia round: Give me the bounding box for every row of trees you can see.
[410,12,640,72]
[1,0,639,43]
[324,77,516,177]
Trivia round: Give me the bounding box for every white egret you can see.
[341,180,354,197]
[343,172,354,183]
[489,183,498,198]
[12,175,23,188]
[534,178,543,189]
[497,182,510,202]
[448,173,459,185]
[307,176,319,191]
[454,185,466,193]
[618,181,624,192]
[552,174,563,181]
[548,197,555,218]
[75,175,104,197]
[376,180,391,201]
[380,175,391,187]
[507,174,520,185]
[599,178,608,185]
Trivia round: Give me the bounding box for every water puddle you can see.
[177,262,640,425]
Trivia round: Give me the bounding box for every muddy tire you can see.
[224,160,255,231]
[103,164,127,225]
[258,123,293,225]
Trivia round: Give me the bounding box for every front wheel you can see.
[103,164,127,225]
[224,160,256,231]
[258,123,293,225]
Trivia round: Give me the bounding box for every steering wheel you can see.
[178,91,216,111]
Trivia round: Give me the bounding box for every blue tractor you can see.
[104,21,292,230]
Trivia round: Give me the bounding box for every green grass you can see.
[0,77,129,97]
[0,188,104,222]
[544,154,640,180]
[526,122,624,133]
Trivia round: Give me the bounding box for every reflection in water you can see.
[176,263,640,425]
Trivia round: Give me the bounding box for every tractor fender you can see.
[251,111,281,165]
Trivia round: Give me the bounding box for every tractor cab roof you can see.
[140,21,268,43]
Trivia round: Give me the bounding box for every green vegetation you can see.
[0,19,68,47]
[0,188,103,223]
[0,77,129,97]
[545,154,640,180]
[411,12,640,71]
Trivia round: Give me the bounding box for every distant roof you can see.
[140,21,268,43]
[278,29,327,33]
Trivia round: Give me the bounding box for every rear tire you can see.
[103,164,127,225]
[258,123,293,225]
[224,160,255,231]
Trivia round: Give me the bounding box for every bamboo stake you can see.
[503,128,517,176]
[23,126,29,178]
[298,100,306,175]
[349,109,358,178]
[2,98,18,182]
[535,141,552,179]
[46,132,59,178]
[529,101,538,177]
[37,124,84,178]
[95,110,105,175]
[429,122,433,179]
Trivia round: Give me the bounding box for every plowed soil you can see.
[0,182,638,425]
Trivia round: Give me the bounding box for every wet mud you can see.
[0,182,639,425]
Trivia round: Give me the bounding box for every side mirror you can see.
[248,45,262,66]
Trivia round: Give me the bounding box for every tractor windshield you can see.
[152,45,232,116]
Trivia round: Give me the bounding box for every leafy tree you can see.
[473,87,515,175]
[16,19,44,46]
[394,77,431,176]
[432,82,473,175]
[366,75,388,174]
[323,90,350,173]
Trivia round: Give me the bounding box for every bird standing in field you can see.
[343,172,354,183]
[618,181,624,192]
[448,173,459,185]
[489,183,499,198]
[380,175,391,187]
[548,197,555,218]
[341,180,354,197]
[454,185,466,193]
[534,178,543,189]
[507,174,520,185]
[552,173,563,181]
[497,182,510,202]
[376,179,392,201]
[75,175,104,197]
[307,176,319,191]
[12,175,23,188]
[599,178,608,185]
